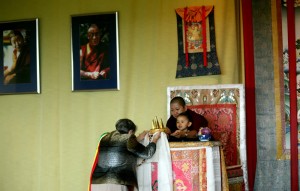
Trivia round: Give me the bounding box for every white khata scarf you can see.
[136,132,173,191]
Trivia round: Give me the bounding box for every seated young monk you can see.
[165,96,208,141]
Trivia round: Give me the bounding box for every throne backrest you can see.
[188,104,239,167]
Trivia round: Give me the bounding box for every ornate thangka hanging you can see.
[175,6,221,78]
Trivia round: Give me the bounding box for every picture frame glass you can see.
[0,19,39,94]
[71,12,119,91]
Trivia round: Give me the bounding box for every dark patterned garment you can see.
[91,130,156,188]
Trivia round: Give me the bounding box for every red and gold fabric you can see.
[170,141,229,191]
[175,6,221,78]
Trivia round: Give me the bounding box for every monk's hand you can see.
[99,70,107,78]
[164,127,171,135]
[170,130,183,138]
[87,71,100,79]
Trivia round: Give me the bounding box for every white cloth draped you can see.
[136,132,173,191]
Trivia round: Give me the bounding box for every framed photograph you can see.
[0,18,39,94]
[71,12,119,91]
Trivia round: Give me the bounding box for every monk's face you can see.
[87,25,100,47]
[170,102,187,119]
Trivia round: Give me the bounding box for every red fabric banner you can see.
[242,0,257,190]
[201,6,207,67]
[287,0,299,190]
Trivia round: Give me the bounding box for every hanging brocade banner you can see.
[175,6,221,78]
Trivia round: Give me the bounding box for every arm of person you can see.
[4,53,18,84]
[4,52,17,78]
[166,116,176,135]
[4,68,13,77]
[164,127,171,135]
[4,73,16,84]
[79,47,101,80]
[99,68,110,78]
[170,129,197,139]
[80,70,100,79]
[187,129,198,138]
[127,132,160,159]
[136,130,149,142]
[151,132,161,143]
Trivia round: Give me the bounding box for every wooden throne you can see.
[167,84,248,191]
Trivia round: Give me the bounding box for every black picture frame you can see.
[0,18,40,94]
[71,12,119,91]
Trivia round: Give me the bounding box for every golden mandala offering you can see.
[149,116,167,134]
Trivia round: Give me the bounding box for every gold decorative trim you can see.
[169,141,222,148]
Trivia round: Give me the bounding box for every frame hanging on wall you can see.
[0,18,40,94]
[71,12,119,91]
[175,6,221,78]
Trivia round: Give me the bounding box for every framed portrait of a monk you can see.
[71,12,119,91]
